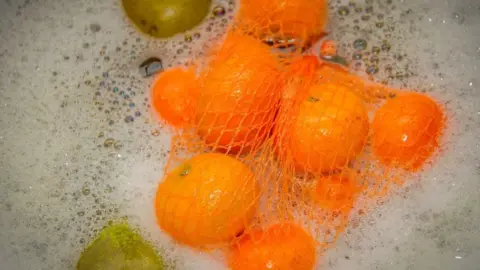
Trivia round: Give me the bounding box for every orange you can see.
[154,153,259,248]
[311,173,359,212]
[371,92,445,171]
[238,0,328,44]
[228,223,316,270]
[276,83,370,174]
[195,32,282,155]
[150,66,198,128]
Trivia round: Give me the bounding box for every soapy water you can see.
[0,0,479,269]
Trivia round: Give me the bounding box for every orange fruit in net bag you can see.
[154,153,260,248]
[228,223,316,270]
[281,55,321,102]
[195,32,282,155]
[310,172,360,213]
[372,92,445,171]
[150,66,198,128]
[276,83,370,175]
[238,0,328,44]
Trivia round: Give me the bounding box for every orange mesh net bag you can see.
[149,0,447,268]
[236,0,328,50]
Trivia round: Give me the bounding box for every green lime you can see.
[77,223,165,270]
[122,0,212,38]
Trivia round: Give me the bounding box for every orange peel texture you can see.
[154,153,260,248]
[228,223,316,270]
[372,92,445,171]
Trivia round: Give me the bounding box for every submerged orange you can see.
[150,67,198,128]
[229,223,316,270]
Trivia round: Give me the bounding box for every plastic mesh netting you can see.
[150,1,446,268]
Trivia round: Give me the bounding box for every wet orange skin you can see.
[228,223,316,270]
[311,173,359,213]
[372,92,445,171]
[275,82,370,175]
[150,67,198,128]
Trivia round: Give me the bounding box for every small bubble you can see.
[193,32,201,39]
[376,22,384,28]
[212,5,226,17]
[361,15,370,21]
[113,87,119,93]
[365,6,374,13]
[353,39,367,50]
[184,35,193,43]
[353,53,362,60]
[338,6,350,16]
[366,65,379,74]
[452,12,465,24]
[129,102,135,108]
[103,138,115,147]
[135,111,141,117]
[372,46,381,54]
[77,211,85,217]
[124,115,134,123]
[89,23,101,33]
[177,48,183,54]
[82,187,90,196]
[381,42,391,52]
[151,129,160,136]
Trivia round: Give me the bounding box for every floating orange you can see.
[276,83,370,174]
[311,173,359,212]
[228,223,316,270]
[238,0,328,44]
[372,92,445,171]
[154,153,259,248]
[150,67,198,128]
[195,32,282,155]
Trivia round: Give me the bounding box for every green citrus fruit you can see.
[122,0,212,38]
[77,223,165,270]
